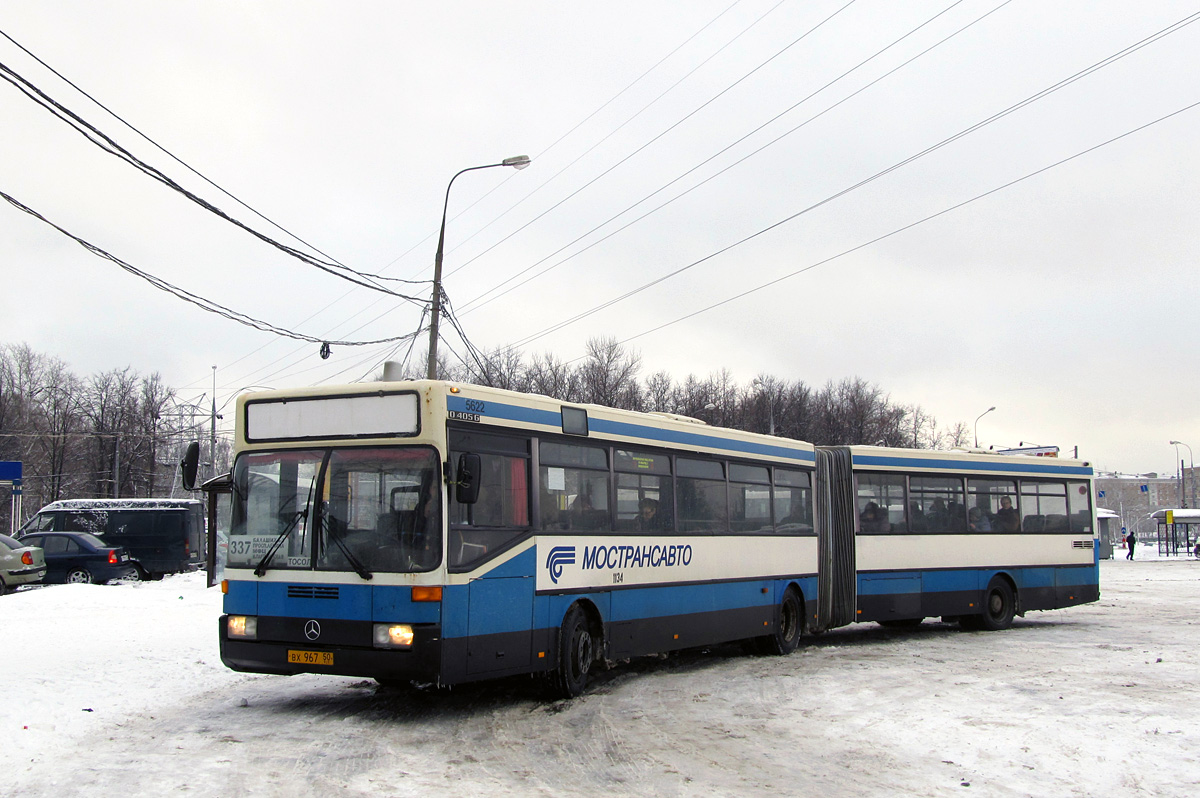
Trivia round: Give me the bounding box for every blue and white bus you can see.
[213,380,1098,696]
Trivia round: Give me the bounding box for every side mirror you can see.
[455,453,482,505]
[181,441,200,492]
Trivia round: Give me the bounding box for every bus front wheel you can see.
[554,604,596,699]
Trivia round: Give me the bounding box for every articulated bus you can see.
[214,380,1098,696]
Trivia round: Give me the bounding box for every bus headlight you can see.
[373,623,414,649]
[228,615,257,639]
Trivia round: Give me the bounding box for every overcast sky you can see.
[2,1,1198,475]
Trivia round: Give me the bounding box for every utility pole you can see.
[211,366,218,482]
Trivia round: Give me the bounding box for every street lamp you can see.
[974,406,996,448]
[426,155,531,379]
[1169,440,1193,508]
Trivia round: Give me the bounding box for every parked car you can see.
[15,531,138,585]
[17,499,204,580]
[0,533,47,594]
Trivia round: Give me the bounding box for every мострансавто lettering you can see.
[581,544,692,570]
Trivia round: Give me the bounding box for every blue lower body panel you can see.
[857,564,1100,623]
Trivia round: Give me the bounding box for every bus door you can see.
[466,558,535,676]
[448,432,537,677]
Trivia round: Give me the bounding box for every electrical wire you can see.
[0,27,431,287]
[374,0,752,281]
[443,0,860,283]
[0,188,419,347]
[460,0,992,314]
[500,9,1200,350]
[351,306,430,383]
[0,58,425,301]
[432,0,791,277]
[440,294,494,383]
[584,98,1200,360]
[179,1,762,393]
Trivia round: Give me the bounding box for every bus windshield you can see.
[228,446,442,574]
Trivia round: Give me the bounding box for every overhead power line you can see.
[0,188,421,348]
[444,0,861,283]
[430,0,792,279]
[187,1,765,394]
[0,27,417,284]
[0,58,425,302]
[377,0,754,281]
[460,0,994,315]
[502,9,1200,350]
[594,98,1200,357]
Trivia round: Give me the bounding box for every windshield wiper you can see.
[253,475,316,577]
[323,519,373,581]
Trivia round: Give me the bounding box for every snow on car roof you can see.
[37,498,202,512]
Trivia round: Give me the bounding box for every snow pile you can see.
[4,573,235,758]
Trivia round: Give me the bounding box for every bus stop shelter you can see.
[1150,509,1200,557]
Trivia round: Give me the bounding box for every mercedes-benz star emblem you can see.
[304,620,321,641]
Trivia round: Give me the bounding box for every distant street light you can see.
[426,155,531,380]
[1169,440,1193,508]
[974,406,996,448]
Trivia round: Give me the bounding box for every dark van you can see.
[18,499,204,580]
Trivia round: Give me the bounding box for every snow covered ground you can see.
[4,554,1199,797]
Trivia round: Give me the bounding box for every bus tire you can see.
[759,588,803,655]
[554,604,596,699]
[978,578,1016,631]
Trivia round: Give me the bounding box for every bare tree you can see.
[578,337,642,409]
[31,361,83,503]
[527,352,579,402]
[468,347,528,392]
[643,370,676,414]
[82,368,139,498]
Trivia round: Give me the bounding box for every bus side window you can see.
[539,442,611,532]
[1067,481,1093,533]
[773,469,813,535]
[729,463,771,533]
[910,476,966,534]
[677,458,726,533]
[856,473,907,533]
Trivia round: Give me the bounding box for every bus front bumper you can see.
[219,616,442,681]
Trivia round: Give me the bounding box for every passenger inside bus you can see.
[968,506,992,532]
[859,502,890,533]
[994,496,1020,532]
[636,498,664,531]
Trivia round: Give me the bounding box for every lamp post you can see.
[1170,440,1193,508]
[426,155,531,379]
[974,406,996,448]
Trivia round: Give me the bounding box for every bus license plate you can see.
[287,649,334,666]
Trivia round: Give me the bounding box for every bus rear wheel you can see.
[554,605,596,699]
[979,579,1016,631]
[961,578,1015,631]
